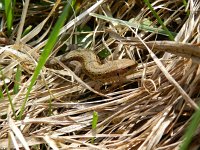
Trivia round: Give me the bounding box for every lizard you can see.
[46,49,138,83]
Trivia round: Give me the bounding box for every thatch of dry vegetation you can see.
[0,0,200,149]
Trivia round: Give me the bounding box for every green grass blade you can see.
[143,0,174,40]
[90,13,177,37]
[4,0,13,36]
[21,25,32,37]
[13,65,22,94]
[180,108,200,150]
[18,0,76,119]
[182,0,190,16]
[91,111,98,144]
[0,87,4,99]
[1,73,17,119]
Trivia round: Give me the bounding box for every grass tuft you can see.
[18,0,76,119]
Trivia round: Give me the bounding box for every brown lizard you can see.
[46,49,138,83]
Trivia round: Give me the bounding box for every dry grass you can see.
[0,0,200,149]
